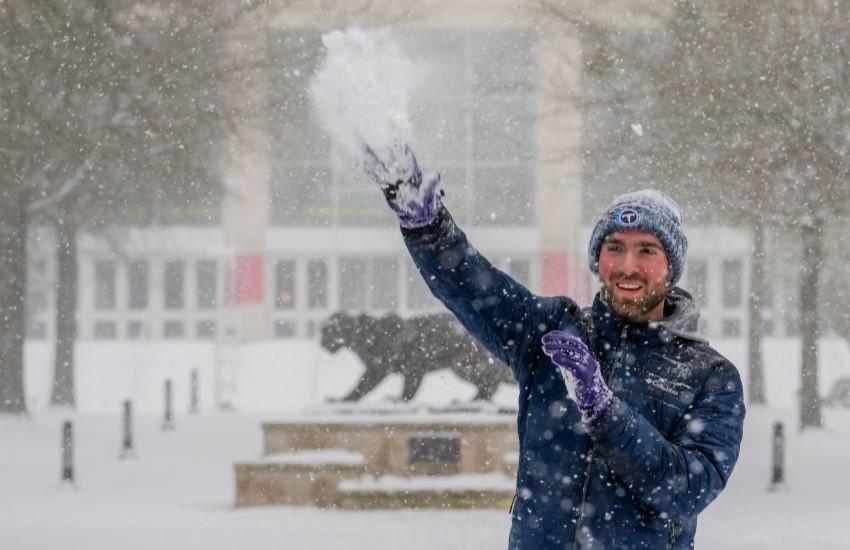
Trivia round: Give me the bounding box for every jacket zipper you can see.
[571,324,629,550]
[667,521,676,549]
[571,447,595,550]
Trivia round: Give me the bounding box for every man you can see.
[363,144,745,549]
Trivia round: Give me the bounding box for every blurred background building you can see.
[23,0,796,348]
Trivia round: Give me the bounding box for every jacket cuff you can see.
[585,396,635,443]
[400,205,450,235]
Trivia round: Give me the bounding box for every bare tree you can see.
[534,0,773,407]
[536,0,850,427]
[0,1,272,412]
[670,0,850,428]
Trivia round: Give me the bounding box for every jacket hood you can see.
[658,286,705,342]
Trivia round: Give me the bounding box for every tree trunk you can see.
[799,219,822,429]
[747,218,766,405]
[50,218,77,407]
[0,191,29,414]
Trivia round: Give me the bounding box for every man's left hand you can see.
[542,331,613,423]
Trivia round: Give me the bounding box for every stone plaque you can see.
[408,435,461,466]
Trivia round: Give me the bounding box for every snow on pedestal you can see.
[336,472,515,510]
[235,408,519,509]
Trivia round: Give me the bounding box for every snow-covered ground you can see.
[2,406,850,549]
[3,337,850,549]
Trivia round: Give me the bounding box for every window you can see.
[371,257,399,310]
[467,30,536,227]
[412,97,466,163]
[758,281,774,337]
[95,261,116,310]
[472,98,534,163]
[336,165,396,226]
[267,31,333,227]
[687,259,708,307]
[307,260,328,309]
[339,258,367,311]
[267,31,327,163]
[470,31,536,95]
[197,260,218,310]
[27,320,47,339]
[786,315,801,337]
[507,258,531,287]
[274,319,297,338]
[406,260,437,310]
[156,176,222,225]
[270,164,332,226]
[128,261,148,310]
[25,290,49,339]
[127,321,145,340]
[721,318,741,338]
[29,291,48,313]
[31,257,48,275]
[721,259,743,308]
[761,281,773,308]
[197,320,217,339]
[276,260,296,309]
[472,166,534,225]
[267,29,535,228]
[164,321,185,339]
[94,321,116,339]
[164,261,185,310]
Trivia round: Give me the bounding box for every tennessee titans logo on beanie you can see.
[588,190,688,284]
[610,207,640,227]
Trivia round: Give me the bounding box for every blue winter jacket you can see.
[402,207,745,550]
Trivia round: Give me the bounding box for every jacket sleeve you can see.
[586,360,746,523]
[401,206,577,385]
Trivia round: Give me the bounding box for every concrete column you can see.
[221,18,271,342]
[535,30,588,303]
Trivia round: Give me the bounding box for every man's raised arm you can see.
[362,143,578,381]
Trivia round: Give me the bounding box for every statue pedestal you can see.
[234,403,518,509]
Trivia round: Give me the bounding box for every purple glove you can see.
[542,331,613,423]
[362,142,443,229]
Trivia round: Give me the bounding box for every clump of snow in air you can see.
[309,27,420,165]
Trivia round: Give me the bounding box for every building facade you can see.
[25,1,790,345]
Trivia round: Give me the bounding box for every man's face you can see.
[597,230,669,323]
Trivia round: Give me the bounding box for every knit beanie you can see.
[587,190,688,284]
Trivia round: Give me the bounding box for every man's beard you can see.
[600,275,669,322]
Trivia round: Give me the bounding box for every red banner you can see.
[225,255,264,305]
[541,251,569,297]
[541,251,591,304]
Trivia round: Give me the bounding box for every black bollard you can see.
[769,421,785,491]
[61,421,74,483]
[119,400,135,459]
[162,379,176,431]
[190,369,199,414]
